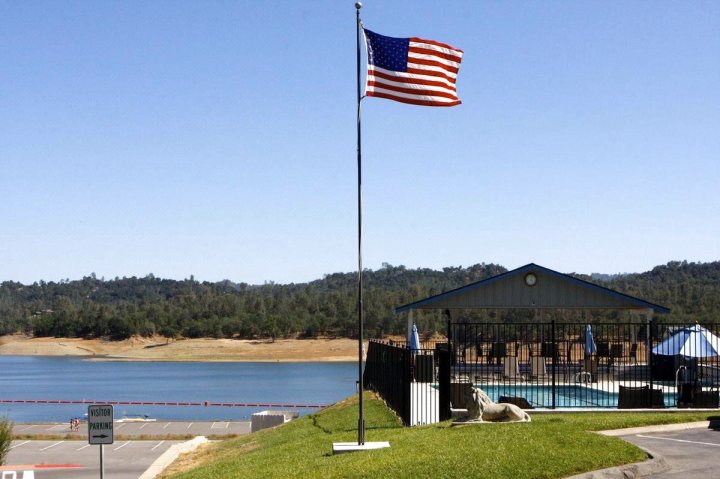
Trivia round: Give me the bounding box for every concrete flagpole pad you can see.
[332,441,390,454]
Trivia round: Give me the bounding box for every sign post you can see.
[88,404,114,479]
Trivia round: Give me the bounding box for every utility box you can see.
[251,410,299,433]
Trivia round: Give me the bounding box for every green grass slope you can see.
[166,393,714,479]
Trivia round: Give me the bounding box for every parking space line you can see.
[116,423,126,429]
[151,440,165,451]
[19,425,37,432]
[48,425,67,431]
[186,422,194,429]
[10,440,31,450]
[76,444,92,451]
[113,441,131,451]
[140,423,148,429]
[40,441,64,451]
[211,422,229,429]
[636,434,720,448]
[163,422,171,429]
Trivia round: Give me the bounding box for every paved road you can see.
[622,427,720,478]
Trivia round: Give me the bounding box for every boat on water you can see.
[116,414,156,423]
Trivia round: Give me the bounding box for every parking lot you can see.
[12,420,250,438]
[3,421,251,479]
[3,439,182,479]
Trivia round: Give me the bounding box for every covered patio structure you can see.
[372,264,720,420]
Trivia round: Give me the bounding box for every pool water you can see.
[480,384,678,408]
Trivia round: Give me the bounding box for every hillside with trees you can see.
[0,261,718,340]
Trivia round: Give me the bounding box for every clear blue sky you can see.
[1,1,718,285]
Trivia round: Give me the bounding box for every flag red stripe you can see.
[367,81,459,101]
[408,57,459,74]
[368,70,456,92]
[409,46,463,64]
[410,37,464,54]
[367,91,461,107]
[405,66,457,84]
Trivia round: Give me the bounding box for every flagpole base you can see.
[332,441,390,455]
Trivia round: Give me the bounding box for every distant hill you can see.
[1,261,718,340]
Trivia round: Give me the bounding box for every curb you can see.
[598,420,711,437]
[139,436,209,479]
[565,421,712,479]
[563,453,668,479]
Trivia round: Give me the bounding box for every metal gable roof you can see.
[394,263,670,314]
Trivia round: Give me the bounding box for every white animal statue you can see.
[463,387,531,423]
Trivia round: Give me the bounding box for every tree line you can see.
[0,261,718,341]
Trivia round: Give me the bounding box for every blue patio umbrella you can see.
[409,324,421,353]
[585,324,597,355]
[652,324,720,358]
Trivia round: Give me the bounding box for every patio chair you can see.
[610,343,624,366]
[596,342,610,369]
[629,343,638,364]
[490,342,507,366]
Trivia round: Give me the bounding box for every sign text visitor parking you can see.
[88,404,114,445]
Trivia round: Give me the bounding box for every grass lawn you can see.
[163,393,716,479]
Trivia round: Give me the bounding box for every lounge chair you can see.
[531,356,547,380]
[503,356,524,381]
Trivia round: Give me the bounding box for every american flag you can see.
[363,29,463,107]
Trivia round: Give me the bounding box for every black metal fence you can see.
[449,321,720,410]
[364,340,450,425]
[365,321,719,426]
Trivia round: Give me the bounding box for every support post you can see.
[646,310,653,393]
[551,319,556,409]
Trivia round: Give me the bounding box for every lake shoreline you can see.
[0,335,363,362]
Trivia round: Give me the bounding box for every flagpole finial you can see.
[355,2,362,9]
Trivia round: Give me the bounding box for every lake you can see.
[0,356,357,422]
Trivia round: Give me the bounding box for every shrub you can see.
[0,416,12,465]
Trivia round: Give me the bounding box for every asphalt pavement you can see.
[621,426,720,478]
[568,421,720,479]
[3,421,251,479]
[12,420,250,438]
[3,439,182,479]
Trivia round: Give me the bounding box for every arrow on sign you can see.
[93,434,109,439]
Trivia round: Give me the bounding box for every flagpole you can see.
[355,0,365,446]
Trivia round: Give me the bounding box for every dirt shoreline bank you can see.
[0,335,363,362]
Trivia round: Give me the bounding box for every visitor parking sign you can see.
[88,404,114,445]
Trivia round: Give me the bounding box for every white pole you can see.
[100,443,104,479]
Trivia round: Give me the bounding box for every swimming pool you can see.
[480,384,677,408]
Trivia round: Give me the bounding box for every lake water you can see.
[0,356,357,422]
